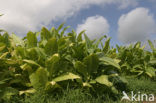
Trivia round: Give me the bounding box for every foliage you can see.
[0,24,155,102]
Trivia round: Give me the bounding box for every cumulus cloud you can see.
[76,15,109,40]
[0,0,137,36]
[118,7,156,43]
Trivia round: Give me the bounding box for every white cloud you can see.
[0,0,137,36]
[118,7,156,43]
[76,15,109,40]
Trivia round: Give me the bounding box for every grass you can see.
[3,77,156,103]
[126,76,156,95]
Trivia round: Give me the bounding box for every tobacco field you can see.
[0,24,156,103]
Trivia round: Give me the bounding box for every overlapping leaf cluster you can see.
[0,24,155,101]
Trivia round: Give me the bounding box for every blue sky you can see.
[0,0,156,46]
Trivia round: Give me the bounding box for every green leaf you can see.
[1,33,10,47]
[149,59,156,64]
[41,27,51,40]
[99,57,121,70]
[145,67,155,78]
[52,72,81,82]
[61,26,70,37]
[45,81,61,91]
[45,37,58,55]
[132,64,143,70]
[29,68,48,89]
[50,27,56,37]
[20,63,33,74]
[83,54,99,74]
[77,30,85,42]
[0,43,6,52]
[82,82,92,88]
[94,35,106,48]
[103,38,111,53]
[5,59,18,65]
[148,40,154,50]
[46,53,60,76]
[134,41,141,48]
[27,47,46,61]
[27,31,37,48]
[111,87,118,94]
[23,59,41,67]
[84,34,92,48]
[68,31,76,42]
[0,78,11,85]
[74,61,87,77]
[19,88,36,95]
[58,37,67,50]
[95,75,113,87]
[57,23,65,32]
[10,34,24,47]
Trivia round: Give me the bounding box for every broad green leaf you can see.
[0,78,11,85]
[68,31,76,42]
[74,61,87,77]
[29,68,48,89]
[137,71,144,76]
[27,47,46,61]
[133,64,143,70]
[20,63,33,74]
[145,67,155,78]
[15,46,26,58]
[94,35,106,48]
[5,59,18,65]
[57,23,65,32]
[121,63,130,70]
[141,45,146,50]
[134,41,141,48]
[50,27,56,37]
[45,37,58,55]
[45,81,61,91]
[58,37,67,50]
[46,53,60,76]
[103,38,111,53]
[111,87,118,94]
[27,31,37,48]
[130,70,143,73]
[84,34,92,48]
[148,40,154,50]
[61,26,70,37]
[52,72,81,82]
[149,59,156,64]
[77,30,85,42]
[114,59,121,64]
[99,57,121,70]
[23,59,41,67]
[83,82,92,88]
[41,27,51,40]
[95,75,113,87]
[19,88,36,95]
[1,33,10,47]
[10,34,24,47]
[83,54,99,74]
[0,43,5,52]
